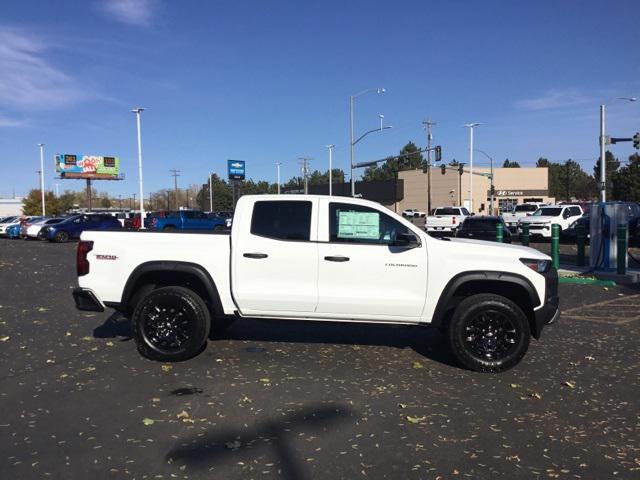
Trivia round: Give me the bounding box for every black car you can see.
[455,216,512,243]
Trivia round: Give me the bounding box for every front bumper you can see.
[532,267,559,339]
[72,288,104,312]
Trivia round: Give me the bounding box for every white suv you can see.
[518,205,583,238]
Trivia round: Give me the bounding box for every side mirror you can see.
[393,232,421,248]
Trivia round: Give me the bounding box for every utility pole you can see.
[170,169,181,209]
[209,173,214,212]
[422,119,436,213]
[275,162,282,194]
[38,143,45,216]
[299,157,312,194]
[326,145,335,196]
[599,104,606,202]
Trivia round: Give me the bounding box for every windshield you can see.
[514,204,539,213]
[434,208,460,216]
[533,207,562,217]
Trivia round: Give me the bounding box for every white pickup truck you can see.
[518,205,583,238]
[73,195,559,372]
[502,203,547,231]
[425,207,470,233]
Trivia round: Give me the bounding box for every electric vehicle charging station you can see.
[589,202,628,271]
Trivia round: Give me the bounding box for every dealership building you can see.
[291,166,554,215]
[396,166,555,214]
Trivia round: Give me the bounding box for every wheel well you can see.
[124,269,222,317]
[436,280,536,335]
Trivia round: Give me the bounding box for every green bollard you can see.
[576,223,586,266]
[496,223,503,243]
[551,224,560,269]
[617,224,627,275]
[520,223,530,246]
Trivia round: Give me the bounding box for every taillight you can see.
[77,241,94,276]
[452,217,457,225]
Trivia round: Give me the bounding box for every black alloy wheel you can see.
[448,293,530,373]
[133,286,210,361]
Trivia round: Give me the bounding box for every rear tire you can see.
[133,286,210,362]
[447,293,530,373]
[54,231,69,243]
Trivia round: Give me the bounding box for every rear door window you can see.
[251,201,312,241]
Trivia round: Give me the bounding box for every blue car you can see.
[149,210,227,231]
[45,214,122,242]
[5,223,22,239]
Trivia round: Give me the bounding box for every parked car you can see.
[214,211,234,228]
[402,208,427,218]
[5,223,22,239]
[0,216,20,236]
[149,210,227,231]
[44,214,122,242]
[24,218,65,239]
[74,194,559,372]
[19,216,46,238]
[563,203,640,243]
[518,205,583,238]
[502,203,547,231]
[425,206,470,234]
[455,216,512,243]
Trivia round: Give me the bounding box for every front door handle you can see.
[324,255,349,262]
[243,252,268,259]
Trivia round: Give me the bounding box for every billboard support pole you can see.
[86,179,92,212]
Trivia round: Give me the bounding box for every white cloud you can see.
[0,27,91,111]
[0,115,26,127]
[515,90,594,111]
[98,0,161,27]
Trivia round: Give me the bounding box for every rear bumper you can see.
[72,288,104,312]
[532,267,559,339]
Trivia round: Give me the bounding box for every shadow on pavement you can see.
[93,312,132,340]
[165,403,355,479]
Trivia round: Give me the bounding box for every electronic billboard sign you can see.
[55,154,120,179]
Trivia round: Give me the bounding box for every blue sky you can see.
[1,0,639,199]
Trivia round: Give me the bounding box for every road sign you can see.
[228,160,245,180]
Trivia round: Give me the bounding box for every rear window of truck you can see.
[251,201,312,241]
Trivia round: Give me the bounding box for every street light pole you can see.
[475,149,495,214]
[350,87,386,197]
[131,108,146,229]
[38,143,45,216]
[275,162,282,194]
[326,145,335,196]
[423,119,436,213]
[209,173,214,212]
[464,123,481,212]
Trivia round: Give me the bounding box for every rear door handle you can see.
[324,255,349,262]
[243,253,268,259]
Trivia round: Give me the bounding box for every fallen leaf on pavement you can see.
[161,365,172,372]
[563,380,576,389]
[177,410,190,419]
[406,415,426,424]
[142,418,155,426]
[0,336,9,342]
[412,362,424,369]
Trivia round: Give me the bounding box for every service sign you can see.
[228,160,245,180]
[55,154,120,179]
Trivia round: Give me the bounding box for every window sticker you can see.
[337,211,379,239]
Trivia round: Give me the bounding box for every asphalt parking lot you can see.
[1,239,639,479]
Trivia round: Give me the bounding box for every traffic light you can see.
[434,146,442,162]
[458,164,464,175]
[634,132,640,149]
[441,164,446,175]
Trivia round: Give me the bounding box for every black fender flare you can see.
[430,270,541,329]
[117,261,223,315]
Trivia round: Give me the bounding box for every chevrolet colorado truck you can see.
[73,195,559,372]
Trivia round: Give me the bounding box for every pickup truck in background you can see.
[518,204,583,238]
[149,210,227,231]
[502,202,547,231]
[73,195,559,373]
[425,206,470,234]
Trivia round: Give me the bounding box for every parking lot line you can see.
[561,294,640,325]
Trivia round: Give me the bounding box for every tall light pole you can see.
[326,145,335,196]
[475,149,495,214]
[275,162,282,194]
[464,123,481,212]
[54,183,60,197]
[38,143,45,216]
[350,87,386,196]
[423,119,436,213]
[599,97,637,202]
[209,173,214,212]
[131,108,146,229]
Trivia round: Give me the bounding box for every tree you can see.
[593,150,620,197]
[502,158,521,168]
[612,153,640,201]
[362,142,424,181]
[537,158,596,200]
[536,157,550,168]
[22,190,62,216]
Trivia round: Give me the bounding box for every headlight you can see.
[520,258,551,273]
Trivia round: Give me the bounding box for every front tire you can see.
[448,293,530,373]
[132,286,211,362]
[54,231,69,243]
